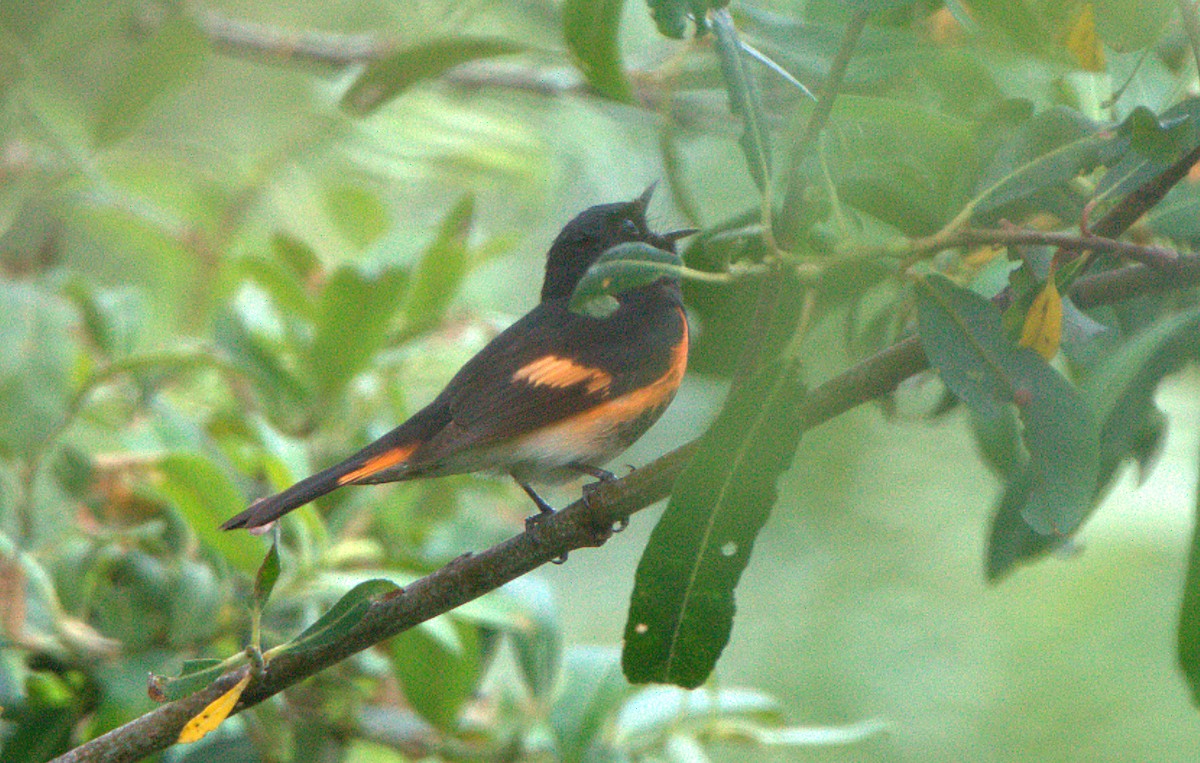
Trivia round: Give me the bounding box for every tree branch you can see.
[52,246,1200,763]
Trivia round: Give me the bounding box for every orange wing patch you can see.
[510,313,689,460]
[338,443,418,485]
[513,355,613,395]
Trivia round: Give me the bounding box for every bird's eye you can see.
[621,218,639,236]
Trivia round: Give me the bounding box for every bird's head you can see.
[540,184,696,301]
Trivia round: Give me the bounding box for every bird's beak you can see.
[632,182,658,215]
[662,227,699,242]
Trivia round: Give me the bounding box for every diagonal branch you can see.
[52,246,1200,763]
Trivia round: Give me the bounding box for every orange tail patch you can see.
[338,443,418,485]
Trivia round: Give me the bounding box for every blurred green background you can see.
[3,0,1200,760]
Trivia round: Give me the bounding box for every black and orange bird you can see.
[221,185,695,532]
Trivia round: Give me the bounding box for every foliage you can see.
[1,0,1199,760]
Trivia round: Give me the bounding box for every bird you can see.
[221,185,695,532]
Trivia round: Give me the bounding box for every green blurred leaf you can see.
[388,618,482,731]
[397,194,473,340]
[341,37,522,116]
[713,9,772,191]
[916,276,1099,536]
[307,262,407,402]
[156,453,265,574]
[65,282,145,358]
[818,95,976,235]
[1178,445,1200,704]
[550,647,630,763]
[563,0,631,102]
[569,241,683,318]
[284,578,400,655]
[168,560,223,647]
[325,185,388,250]
[1094,0,1172,51]
[623,359,805,688]
[213,307,310,425]
[2,671,83,762]
[91,13,206,146]
[504,578,561,699]
[0,282,77,458]
[253,540,281,611]
[616,686,780,746]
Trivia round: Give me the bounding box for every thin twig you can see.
[904,226,1182,269]
[777,8,870,250]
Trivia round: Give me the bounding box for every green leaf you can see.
[156,659,226,702]
[1085,305,1200,488]
[915,276,1099,536]
[324,184,388,250]
[397,194,473,340]
[307,262,408,402]
[284,578,400,655]
[563,0,633,102]
[569,242,683,318]
[253,540,281,611]
[213,307,310,422]
[991,303,1200,579]
[712,9,772,191]
[388,618,482,732]
[0,282,77,458]
[155,453,265,574]
[549,647,630,762]
[1178,446,1200,704]
[2,671,83,762]
[341,37,522,116]
[91,12,206,146]
[647,0,722,38]
[623,359,805,688]
[504,578,561,699]
[970,108,1107,222]
[817,95,976,236]
[1096,99,1200,211]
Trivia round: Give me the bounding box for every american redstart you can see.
[221,185,695,532]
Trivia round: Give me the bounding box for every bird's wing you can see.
[429,296,684,454]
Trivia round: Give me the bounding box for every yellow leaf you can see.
[178,671,252,744]
[1019,276,1063,360]
[1065,3,1105,72]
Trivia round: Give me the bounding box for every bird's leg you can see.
[516,478,568,564]
[569,463,628,534]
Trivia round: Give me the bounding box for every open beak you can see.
[662,227,699,242]
[631,181,658,216]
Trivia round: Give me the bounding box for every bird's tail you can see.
[220,417,436,530]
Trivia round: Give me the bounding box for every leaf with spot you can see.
[916,276,1098,539]
[177,671,251,743]
[1018,274,1062,360]
[990,302,1200,579]
[623,359,805,687]
[570,242,683,318]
